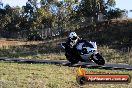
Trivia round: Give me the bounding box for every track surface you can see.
[0,58,132,70]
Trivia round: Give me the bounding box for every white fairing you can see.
[76,43,84,50]
[76,41,98,60]
[81,54,89,61]
[89,41,97,49]
[61,41,98,61]
[76,41,97,51]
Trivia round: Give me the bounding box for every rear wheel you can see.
[91,53,105,65]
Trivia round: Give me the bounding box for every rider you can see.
[66,32,92,54]
[65,32,84,55]
[67,32,80,48]
[65,32,87,62]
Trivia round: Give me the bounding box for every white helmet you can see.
[69,32,78,40]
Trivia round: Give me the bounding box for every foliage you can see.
[0,0,128,39]
[77,0,106,17]
[107,8,125,19]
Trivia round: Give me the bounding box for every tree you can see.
[51,0,80,31]
[77,0,106,17]
[0,4,22,38]
[107,8,127,19]
[106,0,116,7]
[75,0,117,22]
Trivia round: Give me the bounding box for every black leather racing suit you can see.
[65,38,87,61]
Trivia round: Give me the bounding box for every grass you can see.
[0,39,132,64]
[0,61,132,88]
[0,19,132,88]
[0,39,132,88]
[0,38,66,60]
[98,46,132,64]
[0,61,76,88]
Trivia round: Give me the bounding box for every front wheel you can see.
[91,53,105,65]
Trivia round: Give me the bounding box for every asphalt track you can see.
[0,58,132,70]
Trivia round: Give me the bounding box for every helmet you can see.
[69,32,78,40]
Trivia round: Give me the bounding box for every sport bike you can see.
[61,40,105,65]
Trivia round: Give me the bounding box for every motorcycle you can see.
[60,40,105,65]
